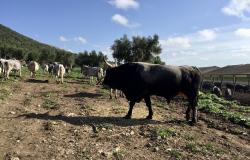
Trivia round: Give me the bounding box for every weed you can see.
[169,149,183,160]
[23,97,32,106]
[42,98,59,110]
[185,142,199,153]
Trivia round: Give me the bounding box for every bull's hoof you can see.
[146,115,152,120]
[123,115,131,119]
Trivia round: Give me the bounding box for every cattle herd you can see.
[201,81,250,99]
[1,57,249,124]
[0,58,66,83]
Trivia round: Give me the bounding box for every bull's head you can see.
[103,58,119,88]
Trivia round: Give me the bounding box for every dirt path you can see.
[0,79,249,160]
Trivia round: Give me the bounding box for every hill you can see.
[0,24,75,66]
[204,64,250,75]
[199,66,220,74]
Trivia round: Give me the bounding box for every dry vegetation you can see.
[0,68,249,160]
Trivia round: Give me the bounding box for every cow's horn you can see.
[104,58,114,68]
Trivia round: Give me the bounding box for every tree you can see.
[112,34,162,63]
[112,35,132,63]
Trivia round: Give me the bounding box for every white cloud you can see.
[198,29,217,41]
[108,0,139,10]
[74,36,87,44]
[222,0,250,20]
[59,36,69,42]
[234,28,250,37]
[111,14,139,28]
[112,14,129,26]
[160,37,191,49]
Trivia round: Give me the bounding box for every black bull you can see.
[103,62,202,123]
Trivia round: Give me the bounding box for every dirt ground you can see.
[0,77,249,160]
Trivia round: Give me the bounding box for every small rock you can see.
[102,128,106,131]
[10,111,16,115]
[11,157,19,160]
[130,131,135,135]
[202,131,207,134]
[166,148,172,151]
[157,136,162,140]
[221,135,228,139]
[242,132,247,136]
[114,146,120,152]
[146,143,153,148]
[38,104,41,107]
[67,113,76,117]
[153,147,159,152]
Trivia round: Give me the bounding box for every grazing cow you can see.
[201,81,214,91]
[41,64,49,73]
[103,62,202,124]
[225,88,232,100]
[224,83,234,90]
[235,84,249,93]
[53,64,65,83]
[28,61,39,78]
[212,86,222,97]
[214,82,222,89]
[3,59,22,79]
[81,65,104,84]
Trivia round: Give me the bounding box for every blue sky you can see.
[1,0,250,67]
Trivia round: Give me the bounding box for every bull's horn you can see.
[104,58,114,68]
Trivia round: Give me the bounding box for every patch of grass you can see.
[42,98,59,110]
[169,149,183,160]
[198,92,250,128]
[0,88,10,100]
[201,143,224,155]
[152,128,176,139]
[23,97,32,106]
[183,134,195,141]
[185,142,199,153]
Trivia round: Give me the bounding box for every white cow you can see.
[28,61,39,78]
[3,59,22,79]
[81,65,104,84]
[53,64,65,83]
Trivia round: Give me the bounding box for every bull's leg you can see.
[144,96,153,119]
[191,97,198,123]
[186,106,191,121]
[124,101,135,119]
[188,96,198,124]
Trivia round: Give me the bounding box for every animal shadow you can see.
[19,113,162,127]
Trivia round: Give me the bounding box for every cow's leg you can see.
[124,101,135,119]
[144,96,153,119]
[115,89,118,99]
[110,88,113,99]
